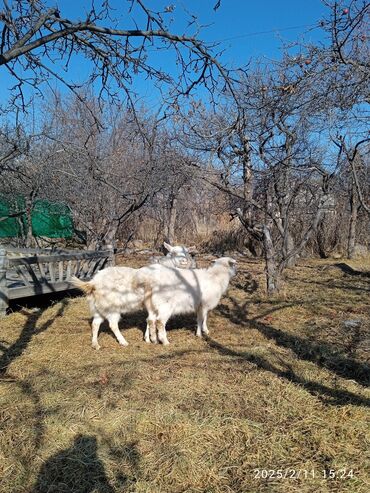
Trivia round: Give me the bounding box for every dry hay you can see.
[0,255,369,492]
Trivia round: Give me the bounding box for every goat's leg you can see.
[144,323,150,343]
[145,318,158,344]
[201,310,209,335]
[157,320,170,345]
[107,313,128,346]
[143,285,158,343]
[91,314,104,350]
[196,306,209,337]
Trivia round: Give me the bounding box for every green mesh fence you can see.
[0,196,26,238]
[31,200,73,238]
[0,197,74,238]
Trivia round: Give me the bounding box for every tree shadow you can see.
[0,298,69,375]
[33,435,115,493]
[212,295,370,405]
[8,289,81,313]
[286,275,370,293]
[334,262,370,278]
[204,335,370,407]
[219,294,370,387]
[0,373,46,464]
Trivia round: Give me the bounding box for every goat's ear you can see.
[228,259,236,267]
[163,242,173,252]
[187,245,197,253]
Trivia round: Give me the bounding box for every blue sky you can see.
[0,0,330,117]
[174,0,327,61]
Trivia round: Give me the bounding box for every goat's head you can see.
[163,242,197,268]
[163,242,196,260]
[211,257,237,277]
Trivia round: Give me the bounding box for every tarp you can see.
[31,200,74,238]
[0,196,26,238]
[0,197,73,238]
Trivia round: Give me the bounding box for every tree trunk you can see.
[283,231,296,267]
[103,224,118,266]
[316,215,328,259]
[263,225,280,295]
[347,182,358,259]
[242,142,253,226]
[166,193,178,244]
[25,200,35,248]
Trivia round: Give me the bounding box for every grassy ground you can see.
[0,255,369,493]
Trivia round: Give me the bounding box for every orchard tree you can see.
[0,0,234,179]
[0,0,231,114]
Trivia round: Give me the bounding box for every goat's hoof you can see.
[196,332,203,338]
[160,340,170,346]
[92,343,101,350]
[144,337,151,343]
[119,340,129,347]
[202,329,209,335]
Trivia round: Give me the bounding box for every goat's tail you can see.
[70,276,95,295]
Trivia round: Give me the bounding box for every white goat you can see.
[149,242,197,269]
[71,243,197,349]
[136,257,237,345]
[72,266,144,349]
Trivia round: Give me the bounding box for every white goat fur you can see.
[136,257,237,345]
[71,243,196,349]
[72,266,144,349]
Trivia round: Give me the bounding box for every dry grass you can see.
[0,255,369,493]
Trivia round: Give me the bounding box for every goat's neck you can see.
[209,266,231,293]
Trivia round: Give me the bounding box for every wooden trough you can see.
[0,247,111,316]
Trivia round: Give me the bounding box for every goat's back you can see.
[136,264,230,314]
[88,266,144,317]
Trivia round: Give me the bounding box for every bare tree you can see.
[0,0,232,116]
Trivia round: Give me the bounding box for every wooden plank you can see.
[87,258,100,279]
[90,257,109,277]
[8,251,110,266]
[5,247,88,255]
[49,263,55,283]
[24,263,41,285]
[14,266,32,286]
[66,260,72,280]
[1,248,110,315]
[7,281,77,299]
[100,257,109,271]
[38,261,46,280]
[58,261,64,282]
[74,260,81,277]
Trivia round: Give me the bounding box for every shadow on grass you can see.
[219,295,370,387]
[334,262,370,278]
[286,275,370,293]
[213,295,370,406]
[33,435,115,493]
[0,298,70,375]
[204,335,370,407]
[0,373,46,456]
[93,312,200,343]
[110,441,141,489]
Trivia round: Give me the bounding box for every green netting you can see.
[0,196,26,238]
[0,197,73,238]
[31,200,74,238]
